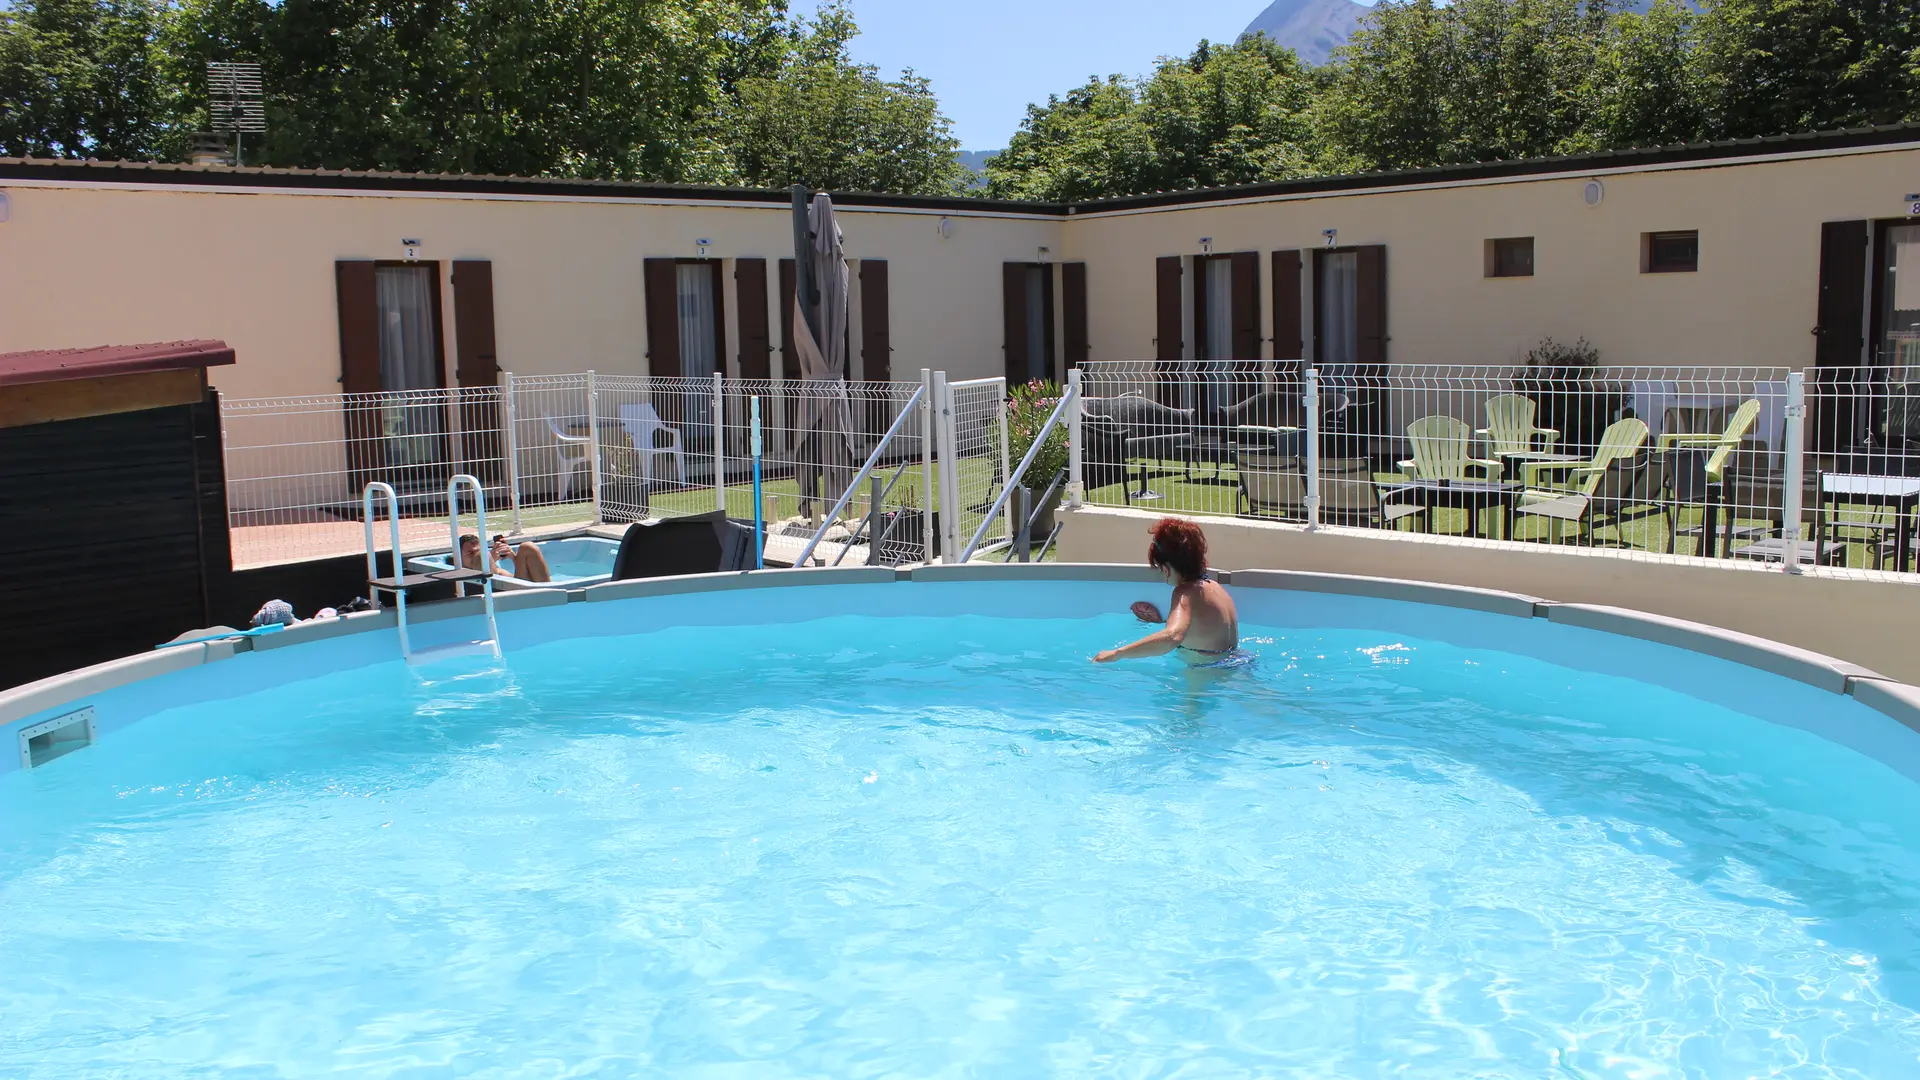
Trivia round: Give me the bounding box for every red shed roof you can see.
[0,340,235,388]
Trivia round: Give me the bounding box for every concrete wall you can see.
[1063,145,1920,369]
[1056,504,1920,684]
[0,183,1060,399]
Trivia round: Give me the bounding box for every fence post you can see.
[1304,367,1322,530]
[997,388,1014,541]
[1066,367,1084,508]
[1014,485,1031,562]
[934,372,963,562]
[921,367,935,564]
[1782,369,1806,575]
[501,371,524,532]
[713,371,727,516]
[585,370,604,525]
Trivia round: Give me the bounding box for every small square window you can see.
[1643,230,1698,273]
[1487,237,1534,278]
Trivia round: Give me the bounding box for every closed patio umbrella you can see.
[792,190,856,520]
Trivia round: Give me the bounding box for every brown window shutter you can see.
[643,258,681,379]
[1813,220,1869,450]
[779,258,800,380]
[1356,245,1388,370]
[334,259,381,490]
[1003,261,1030,384]
[860,259,891,382]
[1229,250,1261,360]
[1271,250,1302,360]
[335,260,380,394]
[1154,256,1183,362]
[1062,262,1089,369]
[451,260,498,388]
[735,258,771,381]
[450,259,503,484]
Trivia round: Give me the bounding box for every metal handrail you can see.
[361,481,410,656]
[831,462,914,567]
[793,383,928,567]
[444,473,495,592]
[961,383,1078,562]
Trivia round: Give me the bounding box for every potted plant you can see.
[992,379,1072,540]
[1516,337,1625,452]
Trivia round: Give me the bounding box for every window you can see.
[1643,230,1699,274]
[1486,237,1534,278]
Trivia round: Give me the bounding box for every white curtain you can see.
[677,263,717,378]
[1319,251,1358,376]
[374,265,439,391]
[1204,258,1234,362]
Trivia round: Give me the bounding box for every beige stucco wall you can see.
[0,183,1061,400]
[1056,505,1920,683]
[1062,146,1920,369]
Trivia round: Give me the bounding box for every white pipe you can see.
[585,370,603,524]
[501,371,523,531]
[1782,370,1806,574]
[1066,367,1084,508]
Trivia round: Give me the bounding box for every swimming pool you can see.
[407,534,620,588]
[5,567,1920,1075]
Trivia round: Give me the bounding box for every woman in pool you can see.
[1095,517,1239,664]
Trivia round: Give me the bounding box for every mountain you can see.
[955,149,999,189]
[1242,0,1698,66]
[1241,0,1367,66]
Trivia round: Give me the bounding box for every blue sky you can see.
[796,0,1355,152]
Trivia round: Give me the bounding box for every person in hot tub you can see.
[1094,516,1239,665]
[460,533,552,583]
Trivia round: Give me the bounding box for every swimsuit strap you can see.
[1178,643,1233,656]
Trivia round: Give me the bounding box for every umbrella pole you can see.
[751,396,765,570]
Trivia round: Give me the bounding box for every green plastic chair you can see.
[1514,417,1650,542]
[1657,398,1760,461]
[1397,415,1505,481]
[1477,394,1559,457]
[1657,399,1762,556]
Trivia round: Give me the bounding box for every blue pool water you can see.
[408,535,619,587]
[5,598,1920,1076]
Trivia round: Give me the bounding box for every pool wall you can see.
[4,563,1920,784]
[1059,504,1920,685]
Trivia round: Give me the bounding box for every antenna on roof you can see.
[206,62,266,167]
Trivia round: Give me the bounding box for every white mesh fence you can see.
[948,376,1010,554]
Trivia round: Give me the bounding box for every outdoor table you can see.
[1816,473,1920,573]
[1498,451,1585,488]
[1378,479,1523,539]
[1123,432,1193,501]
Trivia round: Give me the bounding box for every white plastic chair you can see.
[617,403,687,484]
[544,415,594,503]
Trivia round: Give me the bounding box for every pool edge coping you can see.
[2,562,1912,740]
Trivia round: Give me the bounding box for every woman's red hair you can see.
[1148,517,1208,582]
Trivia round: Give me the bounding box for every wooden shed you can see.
[0,341,236,689]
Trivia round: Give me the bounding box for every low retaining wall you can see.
[1056,506,1920,685]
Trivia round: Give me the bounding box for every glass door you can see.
[373,263,448,484]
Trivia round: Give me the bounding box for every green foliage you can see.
[983,37,1320,201]
[0,0,180,159]
[721,4,970,195]
[0,0,966,194]
[993,380,1071,492]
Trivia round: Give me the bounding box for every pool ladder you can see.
[363,475,502,664]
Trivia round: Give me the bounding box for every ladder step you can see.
[406,639,500,665]
[427,568,492,584]
[369,574,439,592]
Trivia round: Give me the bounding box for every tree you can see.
[1695,0,1920,137]
[0,0,179,159]
[1313,0,1454,171]
[719,4,971,194]
[1579,1,1706,150]
[983,37,1319,201]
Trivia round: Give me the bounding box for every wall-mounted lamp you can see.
[1038,245,1051,261]
[400,238,423,259]
[696,238,712,257]
[1583,180,1605,208]
[1199,237,1214,254]
[1321,229,1338,248]
[0,191,11,224]
[937,217,954,240]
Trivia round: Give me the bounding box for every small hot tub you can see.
[407,535,619,589]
